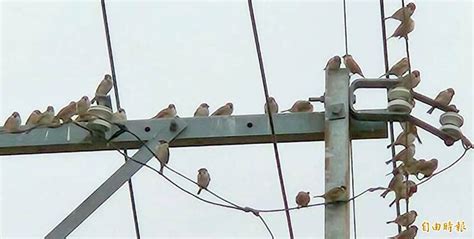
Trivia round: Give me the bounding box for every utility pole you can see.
[324,69,351,239]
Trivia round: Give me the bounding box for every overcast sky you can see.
[1,0,473,238]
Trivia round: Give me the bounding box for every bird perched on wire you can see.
[380,57,409,78]
[91,74,113,104]
[386,131,416,148]
[56,101,77,123]
[390,180,417,207]
[415,158,438,179]
[388,159,419,177]
[401,70,421,89]
[194,103,210,117]
[153,140,169,174]
[386,210,418,227]
[400,121,422,144]
[281,100,314,113]
[314,186,347,202]
[152,104,177,119]
[385,144,415,165]
[295,191,311,208]
[197,168,210,195]
[388,17,415,40]
[211,102,233,116]
[111,108,127,123]
[2,112,21,133]
[380,173,404,198]
[427,88,455,114]
[342,54,364,77]
[264,97,279,114]
[324,56,341,71]
[25,110,42,126]
[388,225,418,239]
[385,2,416,21]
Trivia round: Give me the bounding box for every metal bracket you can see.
[45,118,187,239]
[328,103,346,120]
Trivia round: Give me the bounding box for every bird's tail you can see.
[280,109,291,113]
[416,134,422,144]
[386,143,393,149]
[385,158,394,165]
[389,199,396,207]
[313,195,324,199]
[197,188,202,195]
[426,107,435,114]
[380,189,390,198]
[384,16,392,21]
[386,220,396,224]
[90,97,97,104]
[159,164,164,174]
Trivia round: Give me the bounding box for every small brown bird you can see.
[343,54,364,77]
[390,180,417,207]
[25,110,42,126]
[380,57,409,77]
[111,108,127,123]
[402,70,421,89]
[56,101,77,123]
[197,168,211,195]
[389,159,419,176]
[385,2,416,21]
[427,88,455,114]
[37,106,55,125]
[194,103,210,117]
[154,140,169,173]
[296,191,311,208]
[264,97,279,114]
[386,131,416,148]
[76,96,91,116]
[2,112,21,133]
[388,17,415,40]
[152,104,177,119]
[281,100,314,113]
[388,225,418,239]
[91,74,113,103]
[324,56,341,70]
[400,121,422,144]
[387,210,418,227]
[211,103,234,116]
[385,144,415,165]
[416,158,438,179]
[314,186,347,202]
[380,173,404,198]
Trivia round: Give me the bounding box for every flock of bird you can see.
[0,2,461,238]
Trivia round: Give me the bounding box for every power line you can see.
[100,0,141,238]
[247,1,294,238]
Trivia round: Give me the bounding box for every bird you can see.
[194,103,210,117]
[295,191,311,208]
[152,104,177,119]
[56,101,77,123]
[264,97,279,114]
[211,103,233,116]
[25,110,42,126]
[400,121,422,144]
[91,74,113,104]
[380,173,404,198]
[154,140,169,173]
[314,186,347,202]
[76,96,91,116]
[427,88,455,114]
[415,158,438,179]
[386,131,416,148]
[389,180,417,207]
[2,112,21,133]
[197,168,211,195]
[324,56,341,70]
[37,106,56,125]
[388,18,415,40]
[388,159,419,176]
[388,225,418,239]
[401,70,421,89]
[385,144,415,165]
[386,210,418,227]
[111,108,127,123]
[385,2,416,21]
[281,100,314,113]
[342,54,364,77]
[380,57,409,77]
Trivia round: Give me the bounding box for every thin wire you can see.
[417,148,470,186]
[379,0,402,233]
[100,0,141,237]
[342,1,357,237]
[247,1,294,238]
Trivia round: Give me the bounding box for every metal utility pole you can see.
[324,69,351,239]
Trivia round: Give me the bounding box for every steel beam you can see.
[44,119,187,239]
[0,113,387,156]
[324,68,351,239]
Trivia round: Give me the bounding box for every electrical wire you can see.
[247,1,294,238]
[100,0,141,237]
[379,0,402,233]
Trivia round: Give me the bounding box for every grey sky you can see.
[1,0,473,238]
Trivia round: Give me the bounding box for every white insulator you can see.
[86,105,113,133]
[388,87,412,101]
[440,111,464,127]
[388,99,413,113]
[440,124,463,141]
